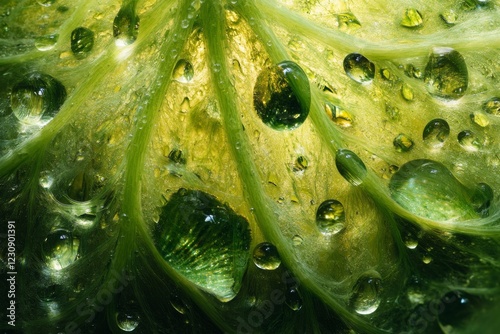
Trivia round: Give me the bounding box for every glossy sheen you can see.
[424,47,468,99]
[11,72,67,124]
[252,242,281,270]
[253,61,311,130]
[389,159,478,221]
[343,53,375,84]
[335,149,367,186]
[154,189,251,301]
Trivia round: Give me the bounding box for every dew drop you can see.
[39,172,54,189]
[292,235,303,246]
[116,309,140,332]
[350,273,382,315]
[325,102,353,127]
[482,97,500,115]
[470,112,489,127]
[170,295,188,315]
[401,83,414,101]
[285,286,303,311]
[393,133,414,152]
[335,149,367,186]
[316,199,345,235]
[400,8,423,28]
[168,148,186,164]
[404,238,418,249]
[292,155,308,172]
[42,229,79,270]
[423,118,450,148]
[337,12,361,30]
[440,10,458,26]
[113,7,140,46]
[173,59,194,83]
[343,53,375,84]
[253,242,281,270]
[471,183,493,217]
[75,214,97,230]
[35,34,58,51]
[389,159,479,221]
[422,255,433,264]
[154,189,251,301]
[253,61,311,130]
[37,0,56,6]
[457,130,480,151]
[424,47,468,100]
[10,72,67,124]
[70,27,95,59]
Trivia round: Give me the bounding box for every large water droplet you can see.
[113,7,140,46]
[316,199,345,235]
[343,53,375,84]
[424,47,468,100]
[423,118,450,148]
[482,97,500,115]
[389,160,478,221]
[285,286,303,311]
[400,8,423,28]
[42,229,80,270]
[154,189,251,301]
[335,149,367,186]
[173,59,194,83]
[253,242,281,270]
[350,273,382,315]
[70,27,95,59]
[253,61,311,130]
[11,72,67,124]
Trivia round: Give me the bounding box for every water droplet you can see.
[292,235,303,246]
[154,189,251,301]
[343,53,375,84]
[438,291,479,332]
[70,27,95,59]
[350,273,382,315]
[173,59,194,83]
[337,12,361,30]
[42,229,80,270]
[253,61,311,130]
[422,255,433,264]
[285,286,303,311]
[404,64,422,79]
[336,149,367,186]
[389,159,479,221]
[440,9,458,26]
[11,72,67,124]
[181,19,189,29]
[380,68,394,81]
[401,83,414,101]
[113,7,140,46]
[404,237,418,249]
[393,133,414,152]
[471,183,493,217]
[39,172,54,189]
[253,242,281,270]
[168,148,186,164]
[75,214,97,229]
[325,102,353,127]
[424,47,468,100]
[35,34,58,51]
[316,199,345,235]
[400,8,423,28]
[170,295,188,314]
[482,97,500,115]
[292,156,308,172]
[116,310,140,332]
[37,0,56,6]
[457,130,480,151]
[470,112,489,127]
[423,118,450,148]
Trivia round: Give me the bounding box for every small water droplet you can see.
[482,97,500,115]
[423,118,450,148]
[292,156,308,172]
[457,130,480,151]
[116,310,140,332]
[181,19,189,29]
[400,8,423,28]
[401,83,414,101]
[35,34,58,51]
[173,59,194,83]
[43,229,79,270]
[325,102,353,127]
[470,112,489,127]
[440,9,458,26]
[343,53,375,84]
[380,68,394,81]
[471,182,493,217]
[253,242,281,270]
[113,7,140,46]
[37,0,56,6]
[11,72,67,124]
[170,295,188,314]
[285,286,303,311]
[404,238,418,249]
[393,133,414,152]
[70,27,95,59]
[75,214,97,229]
[39,172,54,189]
[292,235,303,246]
[424,47,468,100]
[422,255,433,264]
[253,61,311,130]
[168,148,186,164]
[350,273,382,315]
[337,12,361,30]
[316,199,345,235]
[335,149,367,186]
